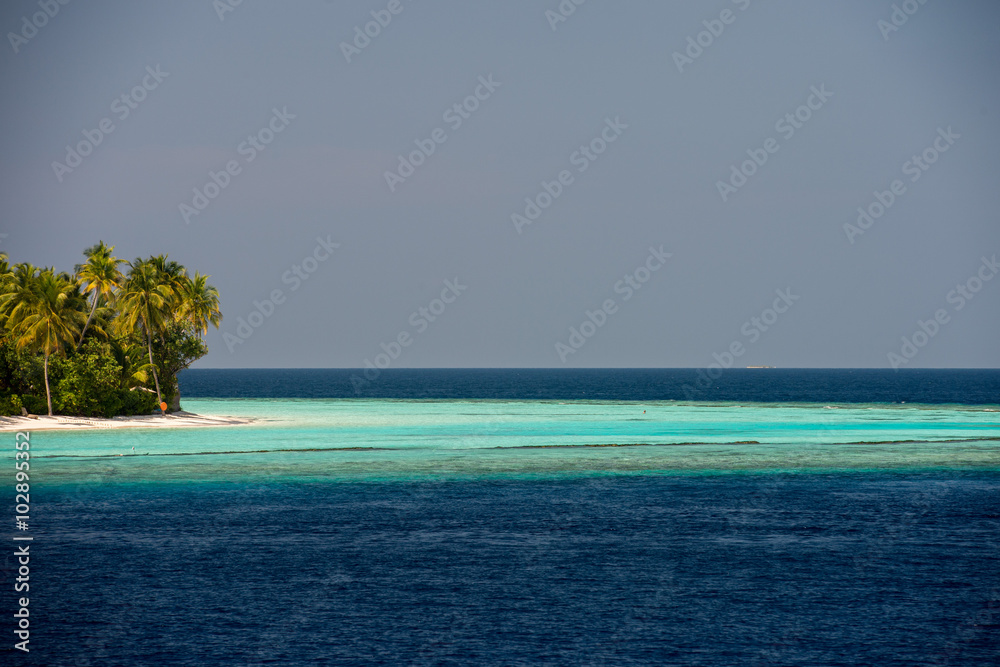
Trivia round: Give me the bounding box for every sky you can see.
[1,0,998,369]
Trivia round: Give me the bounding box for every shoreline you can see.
[0,410,254,432]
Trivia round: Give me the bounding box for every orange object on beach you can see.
[160,402,168,413]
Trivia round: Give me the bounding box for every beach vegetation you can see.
[0,244,221,417]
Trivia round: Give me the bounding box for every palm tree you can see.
[0,254,14,329]
[148,255,184,277]
[112,338,152,389]
[163,272,222,412]
[116,259,174,408]
[3,268,85,416]
[177,272,222,336]
[0,263,38,334]
[148,255,190,341]
[75,242,124,348]
[149,255,186,294]
[0,254,12,284]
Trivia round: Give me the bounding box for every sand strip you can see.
[0,411,254,432]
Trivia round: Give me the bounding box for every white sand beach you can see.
[0,411,254,432]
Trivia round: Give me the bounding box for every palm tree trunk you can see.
[169,376,181,412]
[77,294,99,349]
[43,351,53,416]
[146,332,163,410]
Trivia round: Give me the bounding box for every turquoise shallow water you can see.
[18,396,1000,665]
[20,399,1000,485]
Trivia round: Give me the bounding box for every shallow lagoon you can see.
[15,398,1000,665]
[24,399,1000,486]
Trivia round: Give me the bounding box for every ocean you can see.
[10,370,1000,665]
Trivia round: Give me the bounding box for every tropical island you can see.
[0,242,222,419]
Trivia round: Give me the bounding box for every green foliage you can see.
[121,388,158,416]
[162,323,210,372]
[0,393,23,417]
[0,332,40,416]
[0,332,41,396]
[154,322,209,407]
[1,266,87,414]
[49,340,138,417]
[0,246,221,417]
[19,393,47,416]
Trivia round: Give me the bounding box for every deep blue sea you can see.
[178,368,1000,404]
[8,370,1000,665]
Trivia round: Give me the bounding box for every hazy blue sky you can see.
[2,0,998,368]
